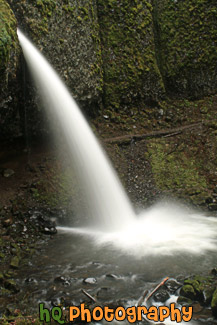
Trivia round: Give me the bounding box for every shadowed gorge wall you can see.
[0,0,20,138]
[153,0,217,98]
[97,0,165,110]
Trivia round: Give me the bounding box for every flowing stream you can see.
[17,30,217,324]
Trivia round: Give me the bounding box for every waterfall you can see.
[17,29,135,231]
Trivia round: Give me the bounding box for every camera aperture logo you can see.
[39,302,193,323]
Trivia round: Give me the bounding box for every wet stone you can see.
[25,277,37,284]
[153,289,170,302]
[204,286,215,305]
[41,226,57,235]
[180,284,197,300]
[54,276,71,286]
[177,296,193,305]
[211,268,217,276]
[165,279,182,294]
[106,274,119,280]
[83,277,97,284]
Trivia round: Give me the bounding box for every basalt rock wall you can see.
[0,0,21,139]
[0,0,217,139]
[153,0,217,98]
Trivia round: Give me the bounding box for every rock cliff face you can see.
[97,0,165,109]
[8,0,103,107]
[6,0,103,137]
[153,0,217,98]
[0,0,20,138]
[0,0,217,138]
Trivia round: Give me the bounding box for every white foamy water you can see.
[58,202,217,257]
[17,29,135,230]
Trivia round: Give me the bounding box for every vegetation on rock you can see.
[154,0,217,98]
[97,0,165,110]
[0,0,20,138]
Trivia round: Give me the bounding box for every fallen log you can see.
[104,122,202,145]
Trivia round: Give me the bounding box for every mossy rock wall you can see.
[1,0,217,139]
[7,0,103,113]
[0,0,21,139]
[97,0,165,110]
[154,0,217,98]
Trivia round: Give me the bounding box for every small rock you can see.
[177,296,193,305]
[204,286,215,305]
[180,284,197,300]
[165,279,182,294]
[25,277,37,284]
[54,276,71,286]
[3,169,15,178]
[41,226,57,235]
[154,289,170,302]
[2,218,13,227]
[211,268,217,276]
[106,274,119,280]
[10,256,20,269]
[83,277,97,284]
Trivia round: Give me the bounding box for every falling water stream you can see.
[17,30,217,324]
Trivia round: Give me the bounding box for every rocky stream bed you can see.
[0,94,217,324]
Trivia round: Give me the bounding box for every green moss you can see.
[154,0,217,97]
[36,0,56,16]
[211,288,217,316]
[0,0,19,73]
[180,284,197,300]
[11,0,103,102]
[147,138,208,201]
[97,0,164,110]
[184,279,201,293]
[31,165,75,208]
